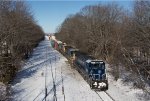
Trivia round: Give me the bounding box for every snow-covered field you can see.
[11,36,149,101]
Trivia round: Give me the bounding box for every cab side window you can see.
[100,63,104,69]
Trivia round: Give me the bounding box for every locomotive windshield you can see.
[89,62,105,69]
[89,61,106,80]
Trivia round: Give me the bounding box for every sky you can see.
[26,0,133,34]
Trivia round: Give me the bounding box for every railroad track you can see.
[95,91,104,101]
[34,47,59,101]
[95,91,115,101]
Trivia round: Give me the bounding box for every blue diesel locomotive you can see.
[74,51,108,90]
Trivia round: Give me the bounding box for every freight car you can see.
[50,39,58,49]
[57,41,63,51]
[50,39,55,48]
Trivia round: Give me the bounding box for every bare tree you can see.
[0,1,44,84]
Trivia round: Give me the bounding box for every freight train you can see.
[49,36,108,91]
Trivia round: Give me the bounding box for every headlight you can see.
[93,82,97,86]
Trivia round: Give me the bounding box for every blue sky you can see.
[26,0,133,34]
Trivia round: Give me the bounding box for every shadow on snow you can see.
[11,40,61,86]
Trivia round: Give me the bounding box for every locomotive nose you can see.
[92,81,107,89]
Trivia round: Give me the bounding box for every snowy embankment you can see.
[11,36,148,101]
[0,82,6,100]
[107,66,150,101]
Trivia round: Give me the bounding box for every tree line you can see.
[0,1,44,84]
[55,1,150,88]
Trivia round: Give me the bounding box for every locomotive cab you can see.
[86,60,108,90]
[68,48,79,58]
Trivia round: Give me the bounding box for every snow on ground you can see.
[106,65,150,101]
[0,82,6,100]
[106,73,147,101]
[11,36,149,101]
[11,37,101,101]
